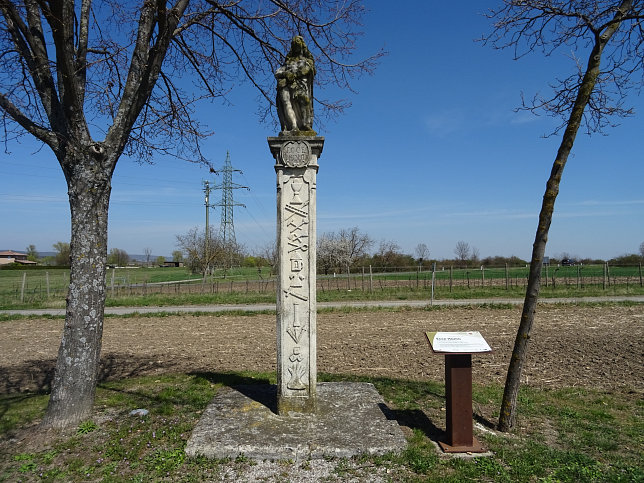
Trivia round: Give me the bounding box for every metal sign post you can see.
[426,331,492,453]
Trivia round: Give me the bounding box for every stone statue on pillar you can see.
[276,36,316,136]
[183,34,408,463]
[269,35,324,414]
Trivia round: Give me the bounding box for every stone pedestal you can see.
[268,136,324,414]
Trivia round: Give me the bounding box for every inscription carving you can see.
[271,139,322,409]
[290,252,304,272]
[283,288,308,301]
[283,174,310,305]
[281,141,310,167]
[282,171,311,394]
[290,177,304,204]
[287,346,307,390]
[286,303,306,344]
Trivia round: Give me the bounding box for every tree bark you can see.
[497,2,630,432]
[41,147,113,428]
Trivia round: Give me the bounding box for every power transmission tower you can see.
[211,151,249,249]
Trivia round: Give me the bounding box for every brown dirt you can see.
[1,305,642,395]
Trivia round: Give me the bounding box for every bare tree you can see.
[0,0,381,428]
[176,226,223,275]
[257,240,278,275]
[484,0,643,432]
[374,239,404,269]
[454,241,471,264]
[471,246,480,264]
[639,241,644,259]
[415,243,429,263]
[143,247,153,267]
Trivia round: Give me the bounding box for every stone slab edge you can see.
[185,382,407,462]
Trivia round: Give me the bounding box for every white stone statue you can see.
[276,36,316,135]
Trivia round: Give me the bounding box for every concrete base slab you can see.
[185,382,407,462]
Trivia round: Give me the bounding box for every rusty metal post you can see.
[439,353,485,453]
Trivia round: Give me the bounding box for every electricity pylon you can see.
[211,151,249,252]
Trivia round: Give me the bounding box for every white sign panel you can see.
[426,331,492,353]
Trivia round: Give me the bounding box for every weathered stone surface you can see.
[275,36,316,136]
[185,382,407,462]
[268,136,324,414]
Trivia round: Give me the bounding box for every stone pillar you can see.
[268,136,324,414]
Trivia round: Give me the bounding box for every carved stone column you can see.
[268,136,324,414]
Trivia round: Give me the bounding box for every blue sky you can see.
[1,2,643,261]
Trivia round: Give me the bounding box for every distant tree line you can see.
[9,235,644,272]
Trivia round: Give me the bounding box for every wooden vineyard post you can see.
[20,272,26,303]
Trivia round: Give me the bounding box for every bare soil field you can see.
[1,305,642,395]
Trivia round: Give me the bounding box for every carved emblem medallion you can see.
[281,141,310,167]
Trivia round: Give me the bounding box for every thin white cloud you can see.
[0,194,66,203]
[507,110,541,125]
[572,199,644,207]
[424,109,466,138]
[319,203,449,221]
[444,209,535,219]
[555,210,637,219]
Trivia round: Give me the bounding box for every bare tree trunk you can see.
[498,8,627,431]
[42,153,112,428]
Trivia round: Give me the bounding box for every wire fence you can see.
[320,264,644,292]
[2,263,642,305]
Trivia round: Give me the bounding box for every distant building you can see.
[162,261,184,268]
[0,250,37,266]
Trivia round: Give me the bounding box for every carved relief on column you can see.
[280,169,313,397]
[269,136,322,413]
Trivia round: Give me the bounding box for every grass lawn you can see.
[1,370,641,482]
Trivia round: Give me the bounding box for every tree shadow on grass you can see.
[0,353,273,396]
[0,355,272,425]
[0,354,179,396]
[189,372,278,413]
[0,359,56,395]
[94,371,273,417]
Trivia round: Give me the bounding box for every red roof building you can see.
[0,250,37,265]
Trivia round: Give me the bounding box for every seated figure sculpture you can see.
[276,36,316,135]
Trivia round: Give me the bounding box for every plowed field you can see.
[1,305,642,395]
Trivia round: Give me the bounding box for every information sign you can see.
[425,331,492,353]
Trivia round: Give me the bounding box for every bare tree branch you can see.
[0,91,55,143]
[482,0,644,136]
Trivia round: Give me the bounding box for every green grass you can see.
[1,370,641,482]
[2,280,643,310]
